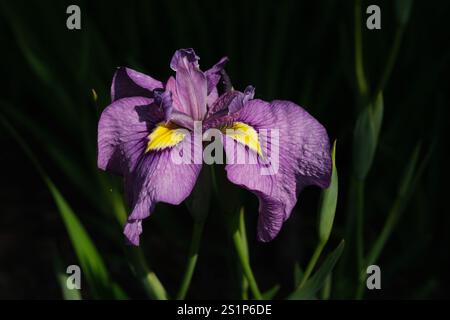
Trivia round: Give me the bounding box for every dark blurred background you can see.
[0,0,449,299]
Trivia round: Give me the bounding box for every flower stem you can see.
[239,209,250,299]
[232,230,263,300]
[367,199,402,269]
[299,240,327,288]
[176,220,205,299]
[355,179,365,274]
[355,194,404,299]
[143,271,168,300]
[355,279,365,300]
[373,27,405,99]
[321,273,332,300]
[354,0,369,98]
[126,248,168,300]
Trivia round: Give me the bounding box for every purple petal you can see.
[223,99,332,242]
[124,220,142,246]
[111,67,163,101]
[168,111,195,130]
[205,56,229,94]
[207,86,219,109]
[169,49,207,120]
[153,89,173,122]
[124,135,202,245]
[98,94,201,245]
[204,87,255,126]
[170,48,200,70]
[97,97,161,176]
[228,86,255,114]
[206,90,242,119]
[165,76,188,114]
[153,88,195,130]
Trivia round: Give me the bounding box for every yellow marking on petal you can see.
[145,122,186,152]
[222,122,263,157]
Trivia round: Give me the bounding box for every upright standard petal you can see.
[111,67,163,101]
[165,76,186,114]
[205,56,229,95]
[170,48,207,120]
[222,99,332,242]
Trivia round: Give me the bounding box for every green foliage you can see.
[352,93,384,180]
[288,241,345,300]
[0,115,126,299]
[395,0,414,26]
[318,140,339,242]
[47,180,127,299]
[53,254,82,300]
[0,0,444,299]
[262,285,281,300]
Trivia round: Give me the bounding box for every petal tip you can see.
[124,220,142,246]
[170,48,200,71]
[256,228,277,243]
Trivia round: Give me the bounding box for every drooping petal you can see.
[170,48,207,120]
[111,67,163,101]
[124,134,202,245]
[124,220,142,246]
[98,95,201,245]
[97,96,161,176]
[222,99,332,242]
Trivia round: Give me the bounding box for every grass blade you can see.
[288,240,345,300]
[53,254,82,300]
[353,93,384,180]
[318,140,339,242]
[0,114,126,299]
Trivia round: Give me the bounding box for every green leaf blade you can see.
[319,140,339,242]
[352,93,384,180]
[288,240,345,300]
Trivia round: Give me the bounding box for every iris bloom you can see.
[98,48,332,245]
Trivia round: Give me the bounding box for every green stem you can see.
[373,27,405,99]
[355,178,365,274]
[299,240,327,288]
[355,279,365,300]
[232,230,263,300]
[176,221,205,299]
[356,145,426,300]
[127,248,168,300]
[239,208,249,260]
[356,191,404,300]
[335,175,358,289]
[354,0,369,98]
[239,208,250,299]
[321,274,332,300]
[366,198,403,270]
[143,271,168,300]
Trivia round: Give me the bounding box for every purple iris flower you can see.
[98,48,332,245]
